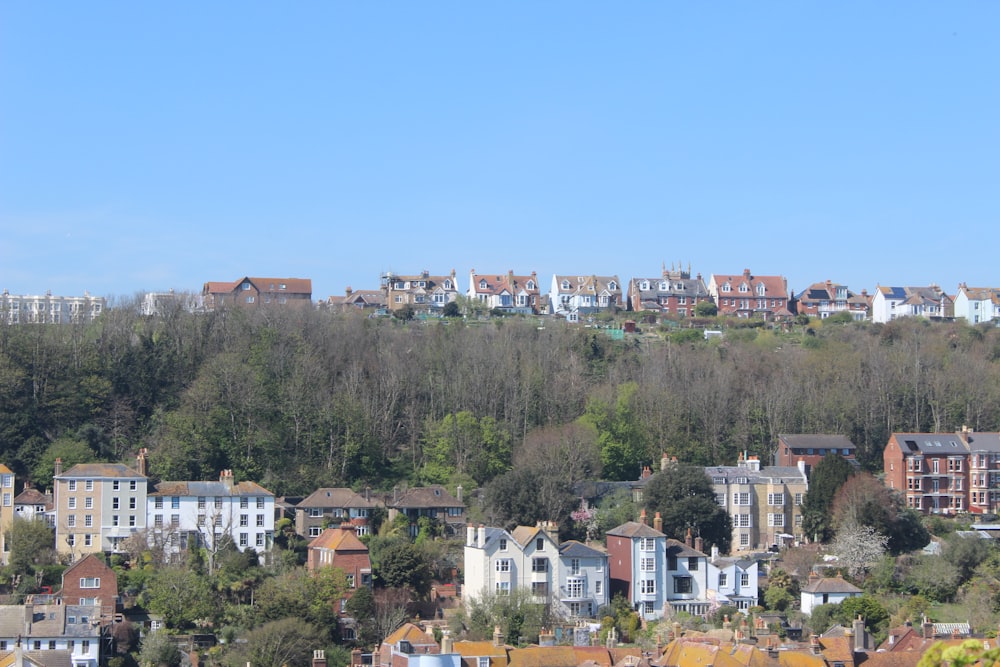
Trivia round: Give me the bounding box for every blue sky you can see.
[2,3,998,302]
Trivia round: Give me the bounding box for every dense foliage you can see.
[4,306,1000,500]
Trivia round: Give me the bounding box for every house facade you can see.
[883,431,971,514]
[707,551,759,610]
[555,540,608,619]
[323,287,387,314]
[307,527,372,640]
[626,265,711,318]
[202,276,312,309]
[295,488,378,538]
[0,290,105,325]
[58,555,119,624]
[467,270,541,315]
[707,270,790,320]
[871,285,952,323]
[13,484,51,523]
[774,434,857,474]
[0,603,103,667]
[381,271,459,314]
[794,281,868,320]
[549,275,623,322]
[147,470,275,558]
[606,513,711,621]
[954,284,1000,324]
[387,486,465,538]
[0,466,13,564]
[800,574,862,615]
[53,460,148,559]
[707,456,809,551]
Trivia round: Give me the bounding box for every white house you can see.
[872,285,951,323]
[463,522,607,619]
[550,275,622,322]
[0,603,103,667]
[147,470,275,560]
[707,550,759,610]
[467,270,541,315]
[800,574,862,615]
[954,284,1000,325]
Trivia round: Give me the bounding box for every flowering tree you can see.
[831,522,887,578]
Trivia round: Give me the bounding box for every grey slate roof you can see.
[606,521,665,539]
[778,434,856,451]
[894,433,969,455]
[559,540,605,559]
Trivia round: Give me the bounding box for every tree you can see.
[5,516,57,572]
[694,301,718,317]
[345,585,377,646]
[375,541,432,597]
[643,466,732,553]
[831,522,887,578]
[581,383,651,481]
[801,453,854,543]
[226,618,328,667]
[463,587,548,645]
[483,468,578,532]
[831,473,929,554]
[442,301,460,318]
[142,566,217,629]
[138,630,182,667]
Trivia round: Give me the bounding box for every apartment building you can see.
[708,455,809,551]
[147,469,275,558]
[0,465,13,564]
[0,290,105,324]
[53,458,148,559]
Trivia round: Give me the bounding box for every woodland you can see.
[2,303,1000,500]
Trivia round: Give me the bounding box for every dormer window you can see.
[722,283,732,293]
[608,281,617,291]
[526,280,535,290]
[739,284,749,293]
[640,281,649,290]
[756,283,766,296]
[561,280,571,290]
[479,280,488,289]
[418,281,426,288]
[443,280,452,289]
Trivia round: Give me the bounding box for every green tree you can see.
[5,516,57,572]
[32,436,97,488]
[422,411,511,486]
[694,301,718,317]
[345,585,377,646]
[642,466,732,553]
[483,468,578,532]
[138,630,182,667]
[464,587,548,645]
[442,301,460,318]
[581,382,649,481]
[801,453,854,543]
[226,618,329,667]
[375,541,432,597]
[143,566,216,629]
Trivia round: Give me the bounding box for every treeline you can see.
[2,303,1000,496]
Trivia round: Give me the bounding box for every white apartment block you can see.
[147,470,275,559]
[0,290,105,324]
[0,603,103,667]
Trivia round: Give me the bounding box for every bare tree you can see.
[831,522,887,579]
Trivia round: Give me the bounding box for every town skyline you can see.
[3,3,1000,301]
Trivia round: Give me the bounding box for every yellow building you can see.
[0,465,14,564]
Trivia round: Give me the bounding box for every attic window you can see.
[241,283,251,291]
[526,280,535,290]
[279,284,287,290]
[434,489,441,496]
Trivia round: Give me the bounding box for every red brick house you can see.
[57,554,119,624]
[774,434,857,474]
[307,528,372,641]
[376,623,441,667]
[883,432,970,514]
[708,269,791,320]
[202,276,312,309]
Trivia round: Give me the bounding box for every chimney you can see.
[467,524,476,548]
[685,527,693,547]
[653,512,663,532]
[313,650,327,667]
[54,458,62,477]
[493,625,504,647]
[135,448,148,476]
[345,286,353,297]
[539,629,555,647]
[810,634,821,655]
[220,469,234,491]
[660,453,671,471]
[477,524,485,549]
[441,630,454,653]
[456,485,463,503]
[639,509,647,525]
[922,616,934,639]
[723,614,732,630]
[351,649,363,667]
[543,520,559,543]
[695,536,704,553]
[853,615,866,652]
[711,545,719,560]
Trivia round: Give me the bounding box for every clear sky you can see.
[2,3,998,302]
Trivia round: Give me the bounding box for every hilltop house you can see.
[550,275,623,322]
[707,270,791,320]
